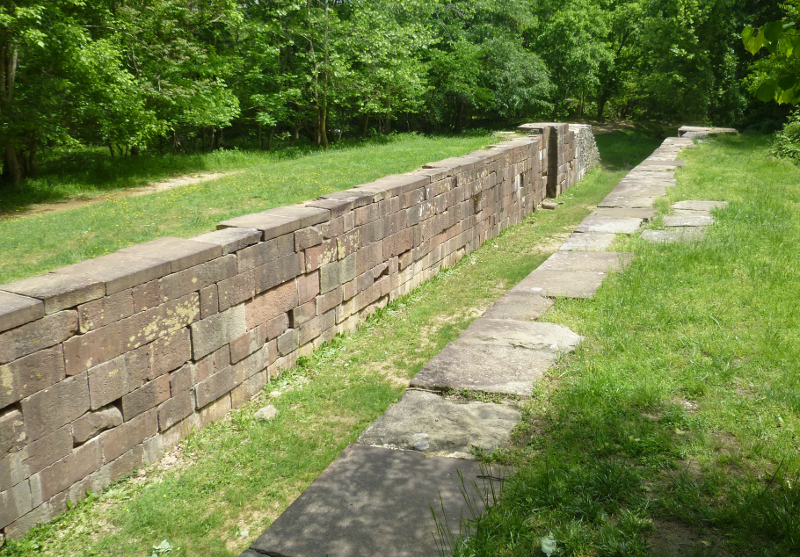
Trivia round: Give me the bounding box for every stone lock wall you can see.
[0,124,598,538]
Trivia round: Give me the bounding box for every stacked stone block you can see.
[0,124,594,539]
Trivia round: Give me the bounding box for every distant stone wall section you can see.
[0,123,597,538]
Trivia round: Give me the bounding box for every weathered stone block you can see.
[0,291,44,334]
[193,346,231,385]
[190,304,246,360]
[54,252,172,296]
[237,233,295,273]
[169,363,193,395]
[355,244,382,277]
[254,253,304,294]
[158,390,193,432]
[21,371,89,442]
[103,445,144,484]
[199,284,219,320]
[149,328,191,378]
[231,371,266,409]
[0,409,25,456]
[78,290,134,333]
[2,273,104,315]
[265,313,289,341]
[0,310,77,365]
[230,325,267,364]
[118,237,222,274]
[245,281,298,329]
[0,480,33,529]
[21,426,72,480]
[217,270,255,312]
[72,406,123,445]
[297,271,319,305]
[383,229,413,259]
[87,355,135,410]
[35,438,101,503]
[276,329,298,356]
[219,212,299,241]
[295,227,323,251]
[197,394,231,427]
[120,293,200,354]
[159,255,237,302]
[319,262,340,294]
[0,346,66,408]
[316,287,342,315]
[100,408,157,463]
[290,301,316,328]
[195,366,237,408]
[132,280,161,313]
[192,227,261,255]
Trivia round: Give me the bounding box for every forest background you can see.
[0,0,793,187]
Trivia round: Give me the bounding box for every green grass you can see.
[0,133,493,284]
[0,130,662,557]
[450,133,800,557]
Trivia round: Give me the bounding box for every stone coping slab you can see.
[459,318,582,352]
[1,273,104,315]
[559,232,617,252]
[410,341,555,396]
[480,292,554,321]
[242,444,504,557]
[641,228,705,243]
[671,200,729,211]
[575,215,643,234]
[0,291,45,333]
[538,251,633,273]
[663,214,715,227]
[357,390,521,456]
[511,269,607,298]
[678,126,737,137]
[593,208,657,221]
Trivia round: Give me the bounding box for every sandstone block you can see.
[72,406,123,445]
[190,304,247,360]
[199,284,219,320]
[192,227,261,255]
[0,346,66,408]
[217,270,255,311]
[88,355,136,410]
[316,287,342,315]
[118,237,222,274]
[265,313,289,341]
[0,310,77,365]
[2,273,104,315]
[100,408,157,463]
[276,329,298,356]
[0,291,44,334]
[231,371,266,409]
[245,281,298,329]
[0,480,33,529]
[319,262,340,294]
[198,394,231,427]
[21,371,89,442]
[159,255,237,302]
[103,445,144,484]
[121,373,171,421]
[383,229,413,259]
[195,366,237,408]
[20,426,72,482]
[254,253,303,294]
[237,233,295,273]
[169,363,193,395]
[219,212,299,241]
[121,293,200,354]
[78,290,134,333]
[55,252,172,296]
[0,409,25,456]
[35,438,102,503]
[297,271,319,305]
[230,325,267,364]
[132,280,161,313]
[193,346,231,385]
[295,227,323,250]
[158,390,193,431]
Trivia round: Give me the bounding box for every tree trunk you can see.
[268,127,276,151]
[27,139,38,177]
[362,115,369,139]
[130,146,139,157]
[597,95,608,120]
[3,145,22,185]
[258,123,263,150]
[454,100,465,134]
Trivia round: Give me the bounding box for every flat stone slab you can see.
[598,196,658,209]
[459,318,582,352]
[411,341,556,396]
[678,126,737,137]
[512,269,606,298]
[671,200,728,211]
[481,292,554,321]
[640,160,685,166]
[243,444,503,557]
[559,232,617,252]
[663,214,714,227]
[357,391,521,456]
[576,215,643,234]
[641,228,705,243]
[593,208,657,221]
[539,251,633,273]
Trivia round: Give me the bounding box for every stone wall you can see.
[0,123,596,538]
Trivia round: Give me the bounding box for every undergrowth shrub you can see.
[771,109,800,162]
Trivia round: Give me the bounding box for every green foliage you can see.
[770,108,800,161]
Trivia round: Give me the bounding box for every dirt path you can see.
[8,171,241,220]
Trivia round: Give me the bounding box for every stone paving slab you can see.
[663,214,714,227]
[593,208,657,221]
[641,228,705,243]
[576,215,643,234]
[612,183,671,194]
[459,318,582,352]
[410,341,556,396]
[481,292,554,321]
[671,200,728,211]
[640,160,685,166]
[511,269,607,298]
[539,251,633,273]
[673,209,712,217]
[559,232,617,252]
[242,444,503,557]
[357,391,521,456]
[598,195,659,209]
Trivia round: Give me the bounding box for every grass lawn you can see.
[0,133,494,284]
[453,134,800,557]
[0,129,662,557]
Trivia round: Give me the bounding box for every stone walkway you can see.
[240,135,729,557]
